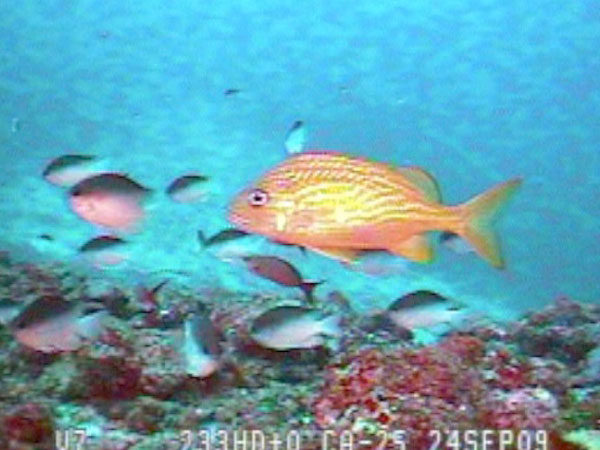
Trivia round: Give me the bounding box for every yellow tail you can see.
[459,178,522,269]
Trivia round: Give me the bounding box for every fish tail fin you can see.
[319,313,343,338]
[318,313,343,351]
[300,280,324,304]
[458,178,522,269]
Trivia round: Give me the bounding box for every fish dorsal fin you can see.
[308,246,361,263]
[388,290,447,311]
[396,167,441,202]
[388,234,433,263]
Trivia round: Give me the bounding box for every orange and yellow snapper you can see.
[229,151,521,268]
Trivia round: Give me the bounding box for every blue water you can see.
[0,0,598,319]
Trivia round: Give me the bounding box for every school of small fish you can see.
[14,133,522,372]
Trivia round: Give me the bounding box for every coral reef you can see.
[512,297,600,365]
[312,300,600,448]
[0,403,55,449]
[0,253,599,449]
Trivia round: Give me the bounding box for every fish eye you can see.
[247,188,269,207]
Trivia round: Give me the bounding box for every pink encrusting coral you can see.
[312,336,487,447]
[311,334,574,448]
[75,325,190,401]
[478,387,559,429]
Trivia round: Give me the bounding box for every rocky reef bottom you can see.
[0,251,598,450]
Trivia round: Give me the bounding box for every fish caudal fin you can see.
[318,313,343,351]
[320,313,342,336]
[300,280,324,304]
[459,178,522,269]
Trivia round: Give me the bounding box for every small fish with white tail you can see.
[79,235,129,268]
[249,305,341,351]
[43,154,105,187]
[166,175,210,203]
[69,173,152,232]
[181,303,223,378]
[9,296,108,353]
[364,290,467,339]
[196,228,261,265]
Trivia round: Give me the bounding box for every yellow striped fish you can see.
[228,151,522,268]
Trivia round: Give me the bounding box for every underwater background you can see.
[0,0,599,449]
[1,0,599,318]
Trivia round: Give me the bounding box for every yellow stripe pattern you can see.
[258,152,452,235]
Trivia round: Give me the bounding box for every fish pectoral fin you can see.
[388,234,434,263]
[308,246,361,263]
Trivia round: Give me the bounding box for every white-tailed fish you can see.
[79,235,129,268]
[249,305,341,350]
[43,154,104,187]
[69,173,152,232]
[166,175,210,203]
[182,303,223,378]
[384,290,465,330]
[9,296,108,353]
